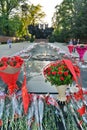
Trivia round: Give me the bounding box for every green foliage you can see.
[0,0,25,36]
[65,104,79,130]
[26,4,46,25]
[20,3,46,38]
[52,0,87,42]
[0,1,45,38]
[42,103,61,130]
[30,35,35,42]
[48,34,55,43]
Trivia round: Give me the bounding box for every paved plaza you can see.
[0,42,30,58]
[0,41,87,90]
[0,41,87,60]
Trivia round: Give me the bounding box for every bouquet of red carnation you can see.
[43,59,80,86]
[0,56,24,94]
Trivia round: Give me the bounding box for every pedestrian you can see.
[7,39,12,48]
[73,38,77,52]
[69,39,73,45]
[73,38,77,45]
[77,39,80,45]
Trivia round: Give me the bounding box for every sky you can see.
[28,0,63,27]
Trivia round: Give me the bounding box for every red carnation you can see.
[47,71,51,75]
[73,66,80,77]
[64,71,68,76]
[52,71,56,75]
[60,76,64,81]
[1,57,8,62]
[9,61,14,66]
[43,59,80,86]
[58,71,62,75]
[64,65,67,69]
[58,67,62,71]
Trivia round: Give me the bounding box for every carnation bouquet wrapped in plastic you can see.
[43,59,80,86]
[0,56,30,115]
[43,59,80,102]
[0,56,24,94]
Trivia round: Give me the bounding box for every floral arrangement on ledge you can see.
[43,59,80,86]
[0,56,24,94]
[0,56,24,69]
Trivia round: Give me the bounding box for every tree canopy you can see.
[0,0,45,39]
[51,0,87,43]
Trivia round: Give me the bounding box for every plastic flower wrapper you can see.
[0,78,7,93]
[16,90,23,116]
[0,91,5,127]
[27,94,39,130]
[11,93,22,118]
[66,86,87,129]
[3,95,27,130]
[17,67,24,89]
[27,100,34,130]
[45,94,66,130]
[0,56,30,115]
[2,97,13,129]
[0,56,24,94]
[71,87,87,123]
[38,95,44,130]
[64,103,82,130]
[69,103,86,130]
[1,93,22,129]
[42,94,65,130]
[82,88,87,106]
[43,59,80,88]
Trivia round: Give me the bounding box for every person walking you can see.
[77,39,80,45]
[7,39,12,48]
[73,38,77,52]
[69,39,73,45]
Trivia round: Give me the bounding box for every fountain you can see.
[25,43,60,94]
[0,43,87,130]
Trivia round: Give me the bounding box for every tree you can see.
[21,3,46,38]
[27,4,45,26]
[0,1,46,39]
[52,0,87,42]
[0,0,25,36]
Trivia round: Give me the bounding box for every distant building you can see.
[45,24,48,29]
[39,23,48,29]
[28,23,54,39]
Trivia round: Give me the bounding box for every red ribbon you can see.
[73,89,83,101]
[22,75,31,114]
[63,59,80,83]
[77,106,86,116]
